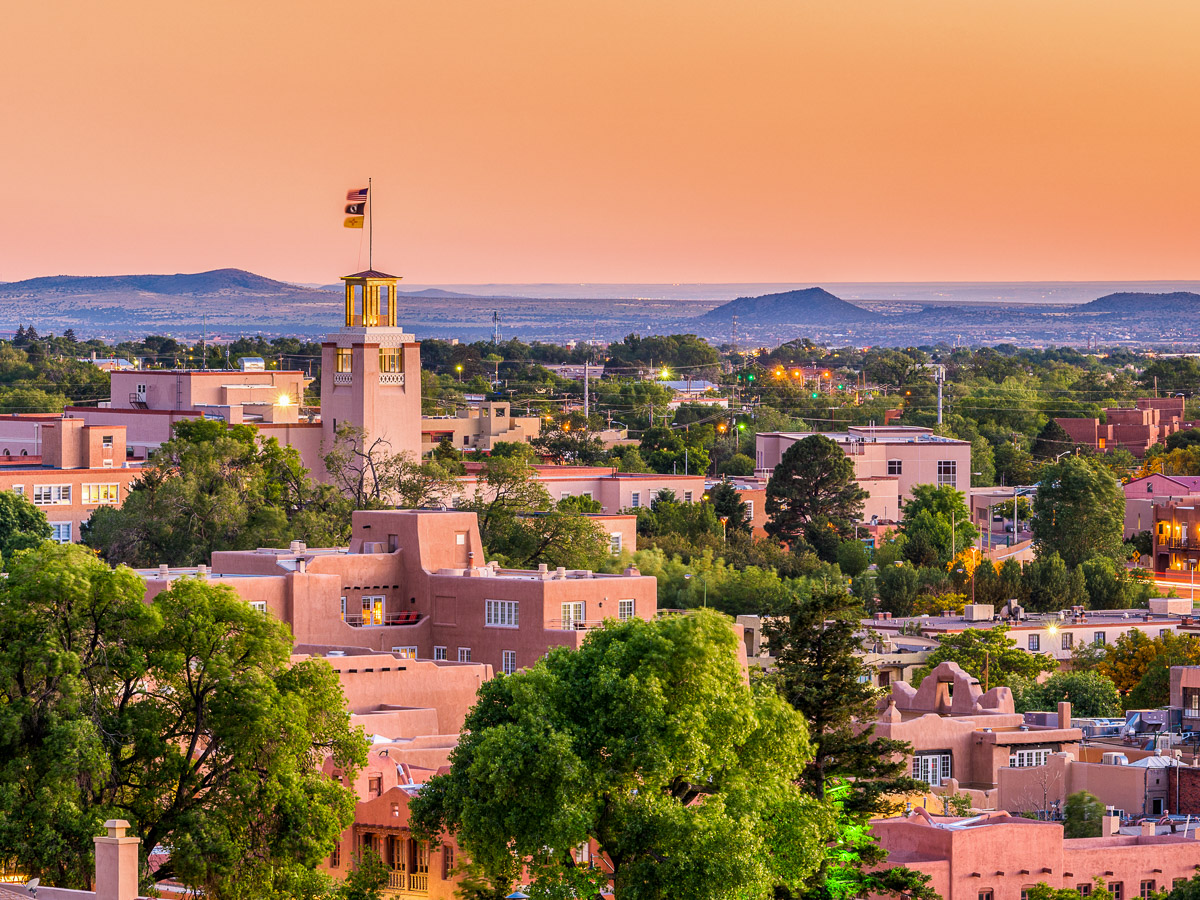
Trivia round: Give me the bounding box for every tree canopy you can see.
[409,610,833,900]
[914,627,1056,691]
[0,543,366,895]
[1031,455,1126,568]
[766,436,866,544]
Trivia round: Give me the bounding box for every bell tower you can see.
[320,268,422,463]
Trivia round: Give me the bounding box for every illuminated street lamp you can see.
[455,364,463,382]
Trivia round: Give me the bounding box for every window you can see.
[630,492,641,509]
[368,776,382,797]
[618,599,635,621]
[580,491,593,500]
[1029,634,1040,651]
[50,522,72,543]
[979,892,994,900]
[888,459,903,476]
[11,485,22,495]
[82,483,120,505]
[415,841,430,876]
[379,347,401,373]
[249,601,267,615]
[745,500,754,520]
[1078,884,1093,897]
[561,601,585,629]
[434,646,446,660]
[560,491,572,500]
[456,532,466,545]
[485,599,519,628]
[1022,890,1034,900]
[684,491,693,503]
[1009,749,1051,768]
[391,646,417,659]
[457,647,472,662]
[937,460,957,487]
[911,752,951,786]
[610,532,623,553]
[1094,631,1106,645]
[1062,632,1074,650]
[502,650,516,675]
[1140,882,1156,900]
[33,484,71,505]
[101,434,113,448]
[362,595,384,626]
[335,348,353,373]
[442,845,456,880]
[1108,883,1123,900]
[1160,628,1170,637]
[331,841,341,868]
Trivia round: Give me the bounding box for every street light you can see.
[684,572,708,607]
[720,515,729,544]
[455,364,463,382]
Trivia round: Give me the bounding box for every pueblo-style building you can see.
[140,508,659,676]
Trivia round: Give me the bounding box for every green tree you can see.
[994,441,1035,486]
[877,563,919,617]
[1024,552,1074,612]
[0,490,52,559]
[0,544,366,893]
[85,420,351,566]
[766,587,918,817]
[707,480,751,533]
[837,540,870,578]
[914,627,1056,691]
[717,452,756,476]
[900,484,978,566]
[1013,671,1121,717]
[410,610,833,900]
[1080,556,1134,610]
[766,436,866,543]
[531,420,608,465]
[324,423,458,509]
[1063,790,1105,838]
[1031,456,1126,568]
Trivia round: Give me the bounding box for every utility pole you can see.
[936,365,944,425]
[583,358,589,419]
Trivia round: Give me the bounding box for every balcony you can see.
[383,871,428,895]
[342,612,422,628]
[408,873,429,893]
[387,871,406,890]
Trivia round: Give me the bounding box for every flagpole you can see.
[368,176,373,271]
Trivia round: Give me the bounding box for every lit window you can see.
[336,348,353,373]
[457,647,472,663]
[361,595,384,626]
[485,599,519,628]
[618,599,635,621]
[379,347,401,373]
[391,646,417,659]
[82,483,120,505]
[502,650,516,675]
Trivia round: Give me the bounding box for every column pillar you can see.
[94,819,141,900]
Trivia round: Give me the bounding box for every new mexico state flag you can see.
[344,216,365,228]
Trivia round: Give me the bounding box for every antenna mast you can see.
[368,176,373,271]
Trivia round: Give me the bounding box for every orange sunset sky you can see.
[3,0,1199,285]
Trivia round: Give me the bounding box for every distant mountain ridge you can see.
[0,268,329,296]
[697,287,879,326]
[1078,291,1200,314]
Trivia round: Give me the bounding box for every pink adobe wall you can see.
[996,753,1149,817]
[109,370,307,412]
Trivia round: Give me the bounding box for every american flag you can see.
[346,187,369,202]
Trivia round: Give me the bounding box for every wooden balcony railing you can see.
[387,870,406,890]
[408,873,429,893]
[341,612,422,628]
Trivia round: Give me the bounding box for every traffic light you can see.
[811,392,819,399]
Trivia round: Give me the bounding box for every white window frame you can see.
[361,595,385,626]
[887,459,903,476]
[937,460,957,487]
[684,491,693,503]
[502,650,517,675]
[101,434,114,448]
[745,500,754,520]
[485,599,519,628]
[49,521,72,543]
[1009,749,1051,768]
[618,599,635,621]
[249,601,267,615]
[434,646,447,661]
[561,601,585,629]
[630,492,641,509]
[610,532,623,554]
[11,485,22,496]
[457,647,472,663]
[391,646,418,659]
[1028,634,1040,651]
[33,484,71,506]
[912,752,952,786]
[82,483,120,505]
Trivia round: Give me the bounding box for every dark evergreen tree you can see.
[766,586,919,818]
[765,435,866,543]
[1032,418,1076,459]
[707,479,750,533]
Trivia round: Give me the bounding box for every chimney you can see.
[1142,820,1157,837]
[94,819,141,900]
[1058,701,1072,730]
[158,564,169,578]
[195,564,209,580]
[289,540,301,552]
[1103,814,1121,836]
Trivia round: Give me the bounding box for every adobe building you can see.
[421,400,542,454]
[1152,501,1200,573]
[997,750,1183,821]
[1055,397,1188,459]
[321,270,422,461]
[0,418,141,543]
[874,663,1083,808]
[872,810,1200,900]
[140,508,659,676]
[755,426,970,522]
[1124,473,1200,539]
